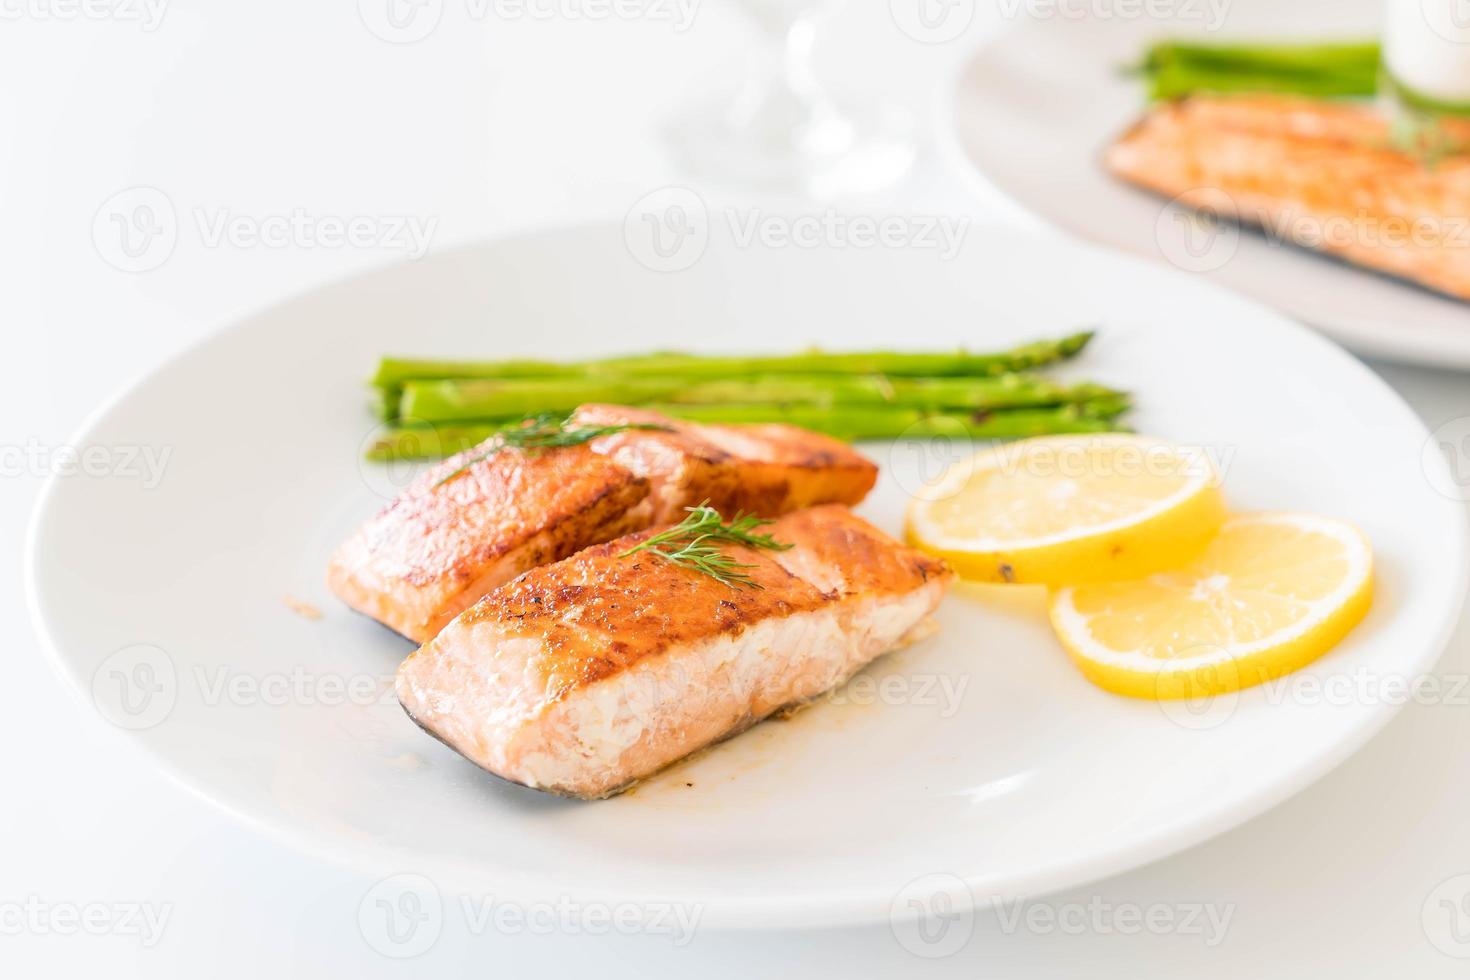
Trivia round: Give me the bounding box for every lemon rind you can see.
[908,434,1219,553]
[1048,512,1374,675]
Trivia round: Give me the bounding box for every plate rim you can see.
[25,224,1470,929]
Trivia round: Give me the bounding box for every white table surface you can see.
[4,2,1469,975]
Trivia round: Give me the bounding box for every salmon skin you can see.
[1105,95,1470,302]
[396,505,953,799]
[328,407,878,642]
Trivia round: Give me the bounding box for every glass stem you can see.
[731,11,829,139]
[782,14,821,102]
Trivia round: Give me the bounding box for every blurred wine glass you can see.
[666,0,916,196]
[1381,0,1470,154]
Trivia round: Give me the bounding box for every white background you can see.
[3,0,1470,974]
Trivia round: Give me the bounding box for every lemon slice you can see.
[1049,512,1374,699]
[905,434,1226,585]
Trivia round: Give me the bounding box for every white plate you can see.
[940,0,1470,371]
[27,223,1467,930]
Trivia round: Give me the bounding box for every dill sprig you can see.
[435,413,669,486]
[618,503,793,589]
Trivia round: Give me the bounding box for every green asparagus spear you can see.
[646,401,1129,440]
[371,332,1096,389]
[1139,40,1379,77]
[365,399,1131,461]
[399,377,689,421]
[1147,65,1379,101]
[397,373,1126,423]
[1135,40,1380,101]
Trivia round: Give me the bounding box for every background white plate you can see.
[27,223,1467,929]
[940,0,1470,371]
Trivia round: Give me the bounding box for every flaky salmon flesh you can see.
[327,406,878,642]
[396,505,953,799]
[1105,95,1470,301]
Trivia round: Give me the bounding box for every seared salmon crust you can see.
[1106,95,1470,302]
[328,406,878,642]
[396,505,952,799]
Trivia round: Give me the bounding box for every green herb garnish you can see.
[618,503,793,589]
[435,413,668,486]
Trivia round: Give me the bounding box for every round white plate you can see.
[940,0,1470,370]
[27,223,1467,930]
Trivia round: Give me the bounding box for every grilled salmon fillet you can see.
[573,403,878,523]
[328,446,654,642]
[396,505,952,799]
[329,407,878,642]
[1105,95,1470,301]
